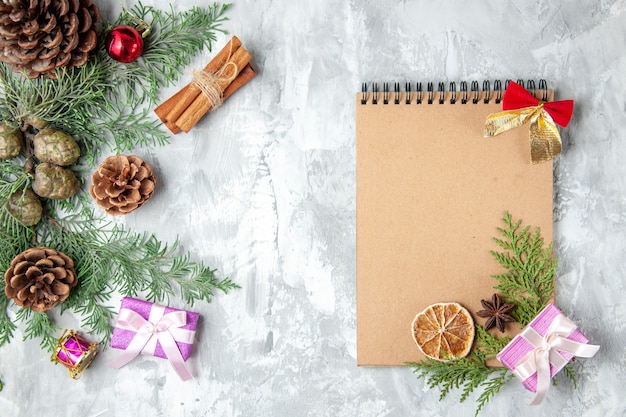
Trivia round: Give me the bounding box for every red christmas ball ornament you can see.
[106,25,144,63]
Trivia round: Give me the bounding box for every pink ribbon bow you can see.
[108,304,195,381]
[513,314,599,405]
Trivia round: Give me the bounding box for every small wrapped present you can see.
[109,297,200,381]
[496,303,599,404]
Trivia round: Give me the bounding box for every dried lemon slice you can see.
[411,302,475,361]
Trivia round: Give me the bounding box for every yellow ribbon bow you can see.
[484,81,574,164]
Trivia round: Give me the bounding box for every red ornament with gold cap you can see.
[105,3,151,63]
[106,25,145,63]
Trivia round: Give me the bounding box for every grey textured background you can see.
[1,0,624,416]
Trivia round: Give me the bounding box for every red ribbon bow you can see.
[484,81,575,164]
[502,81,574,127]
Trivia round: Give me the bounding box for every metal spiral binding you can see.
[494,80,503,103]
[471,81,480,104]
[394,83,401,105]
[449,82,457,104]
[383,82,389,104]
[360,79,548,105]
[460,81,468,104]
[538,79,548,101]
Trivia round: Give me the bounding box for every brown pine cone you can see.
[89,154,156,216]
[4,247,77,312]
[0,0,101,79]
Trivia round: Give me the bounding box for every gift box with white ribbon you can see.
[496,303,599,404]
[109,297,200,381]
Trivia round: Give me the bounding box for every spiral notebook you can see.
[356,80,554,366]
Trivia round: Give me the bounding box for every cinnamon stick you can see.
[163,36,243,126]
[177,63,256,133]
[154,35,255,134]
[175,45,253,132]
[222,64,256,102]
[154,87,188,133]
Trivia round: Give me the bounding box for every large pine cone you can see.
[0,0,101,79]
[4,247,77,312]
[89,154,156,216]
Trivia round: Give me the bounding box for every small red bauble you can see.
[106,25,144,63]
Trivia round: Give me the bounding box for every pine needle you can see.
[14,308,59,351]
[0,295,16,347]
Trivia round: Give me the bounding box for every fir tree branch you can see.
[474,368,514,416]
[14,308,59,351]
[473,324,511,363]
[490,211,556,326]
[0,205,36,269]
[0,61,109,130]
[0,2,232,161]
[0,294,16,347]
[0,1,237,355]
[559,363,578,389]
[406,357,507,411]
[20,212,240,346]
[92,99,171,152]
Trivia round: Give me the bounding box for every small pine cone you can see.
[0,0,101,79]
[4,247,77,312]
[89,154,156,216]
[8,188,42,226]
[33,127,80,166]
[0,122,22,160]
[32,162,80,199]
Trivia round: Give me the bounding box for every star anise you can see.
[476,294,515,333]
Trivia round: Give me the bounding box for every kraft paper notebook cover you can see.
[356,81,554,366]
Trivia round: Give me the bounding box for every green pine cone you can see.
[8,189,42,226]
[32,163,80,200]
[0,122,23,160]
[33,128,80,166]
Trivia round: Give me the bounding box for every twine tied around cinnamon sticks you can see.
[155,36,256,133]
[191,62,237,110]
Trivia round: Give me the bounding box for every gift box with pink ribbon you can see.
[108,297,200,381]
[496,303,599,404]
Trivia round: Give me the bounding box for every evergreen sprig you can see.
[560,363,578,388]
[0,295,15,347]
[0,62,109,130]
[0,2,237,353]
[407,324,514,416]
[0,1,232,163]
[15,307,60,351]
[408,212,566,415]
[16,207,239,346]
[491,211,556,326]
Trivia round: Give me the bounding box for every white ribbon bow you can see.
[513,314,599,405]
[108,304,195,381]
